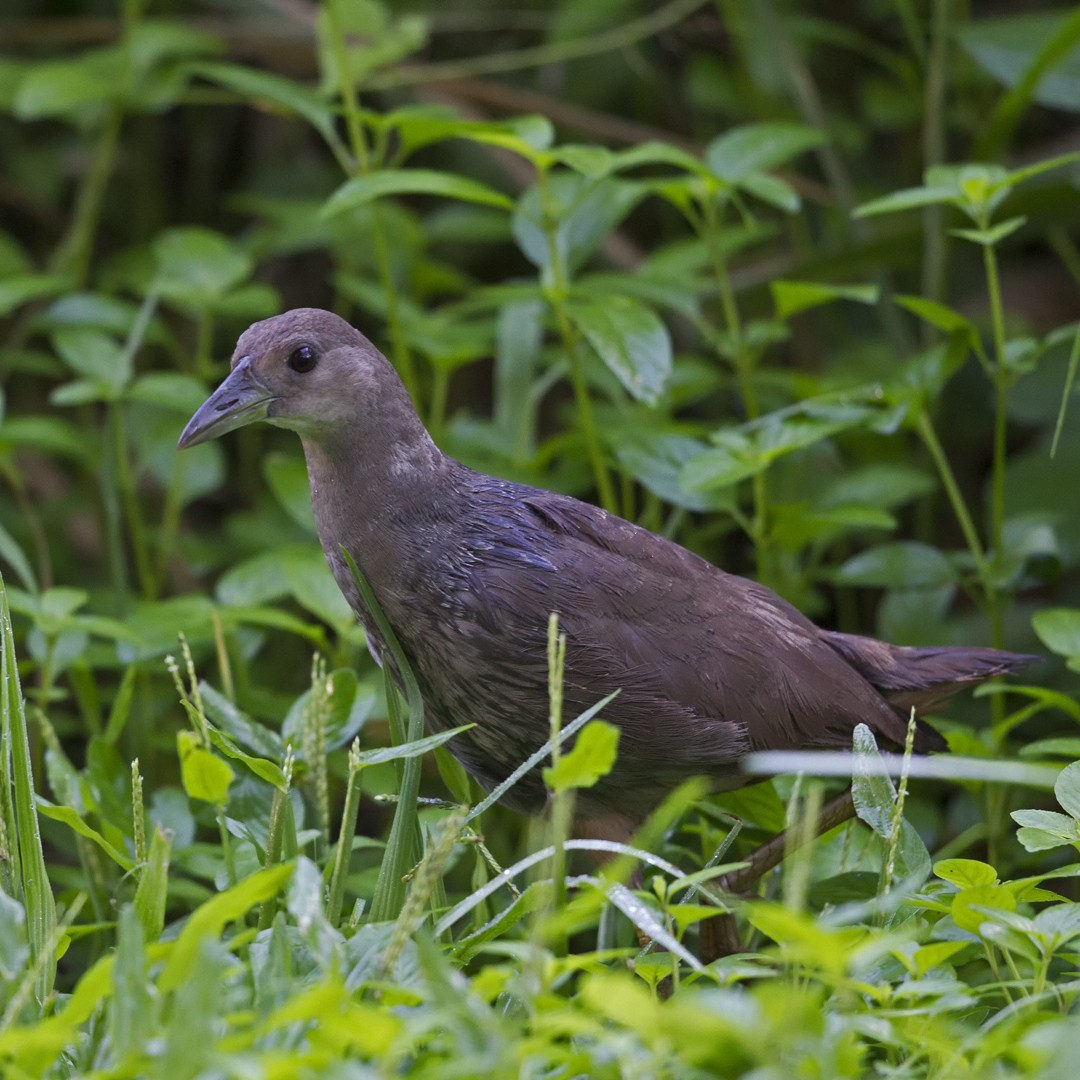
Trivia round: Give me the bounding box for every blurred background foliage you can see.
[2,0,1080,1073]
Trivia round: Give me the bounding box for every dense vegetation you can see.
[2,1,1080,1075]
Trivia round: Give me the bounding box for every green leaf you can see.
[282,668,376,756]
[551,144,615,177]
[951,216,1027,246]
[133,825,171,942]
[960,11,1080,114]
[1055,761,1080,821]
[835,542,957,589]
[705,121,824,181]
[855,185,960,218]
[14,53,119,119]
[177,730,234,805]
[935,858,999,889]
[568,295,672,404]
[323,169,513,217]
[153,227,253,307]
[186,61,341,149]
[204,725,285,791]
[36,801,134,871]
[894,295,986,358]
[952,884,1016,934]
[159,863,293,992]
[542,720,620,792]
[264,453,316,534]
[0,274,69,317]
[0,522,37,593]
[51,328,131,395]
[354,724,474,768]
[771,280,879,319]
[513,175,647,277]
[1032,608,1080,658]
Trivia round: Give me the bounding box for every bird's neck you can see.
[298,403,456,598]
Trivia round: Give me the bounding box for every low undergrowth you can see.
[3,1,1080,1076]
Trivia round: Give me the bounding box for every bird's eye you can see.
[287,344,317,373]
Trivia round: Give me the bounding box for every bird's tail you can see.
[825,631,1038,717]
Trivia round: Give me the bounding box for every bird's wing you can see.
[490,490,915,755]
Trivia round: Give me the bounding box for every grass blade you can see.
[0,572,57,1002]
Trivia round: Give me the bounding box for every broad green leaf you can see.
[935,859,999,889]
[264,452,316,533]
[205,725,285,791]
[772,280,878,319]
[611,430,735,512]
[1011,809,1078,839]
[705,122,824,181]
[153,227,253,306]
[512,174,646,276]
[1032,608,1080,658]
[543,720,620,792]
[323,169,514,217]
[387,110,554,161]
[186,61,340,148]
[159,862,293,991]
[568,295,672,404]
[894,295,986,361]
[609,140,706,176]
[199,683,282,760]
[960,11,1080,113]
[551,144,615,177]
[177,730,234,805]
[1055,761,1080,821]
[0,274,69,317]
[835,542,957,589]
[51,328,131,395]
[735,171,801,212]
[14,53,119,119]
[681,429,764,491]
[952,884,1016,934]
[125,372,209,413]
[282,668,376,756]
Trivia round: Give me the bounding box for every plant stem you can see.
[921,0,950,318]
[110,406,156,599]
[982,240,1009,653]
[546,613,570,957]
[536,167,617,512]
[52,106,124,288]
[325,3,418,402]
[914,409,988,578]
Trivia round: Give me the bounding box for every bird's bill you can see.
[177,358,277,449]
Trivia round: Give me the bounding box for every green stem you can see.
[51,106,124,288]
[546,614,569,957]
[915,409,989,581]
[110,406,156,599]
[920,0,950,318]
[537,167,617,512]
[325,3,418,404]
[983,241,1009,628]
[327,750,363,927]
[217,809,236,887]
[701,203,774,584]
[365,0,708,90]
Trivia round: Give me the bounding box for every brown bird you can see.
[179,308,1033,849]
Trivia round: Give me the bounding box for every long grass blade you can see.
[0,572,57,1003]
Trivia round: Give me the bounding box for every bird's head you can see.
[178,308,393,449]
